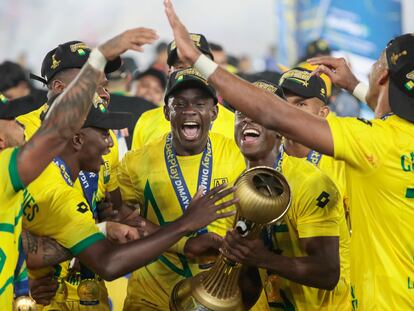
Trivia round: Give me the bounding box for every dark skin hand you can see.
[78,184,238,281]
[222,229,340,290]
[164,0,334,156]
[16,27,158,186]
[29,273,59,306]
[307,56,360,94]
[22,230,72,270]
[184,232,223,260]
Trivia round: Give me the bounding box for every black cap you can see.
[0,94,38,120]
[279,67,328,105]
[386,33,414,122]
[306,39,331,58]
[164,68,217,105]
[83,102,132,130]
[31,41,122,84]
[133,67,167,90]
[167,34,214,67]
[253,80,285,98]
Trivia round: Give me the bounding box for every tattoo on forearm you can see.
[42,238,72,266]
[23,230,39,254]
[25,64,101,151]
[23,230,72,266]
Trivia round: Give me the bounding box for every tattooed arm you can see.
[16,27,158,186]
[22,230,72,269]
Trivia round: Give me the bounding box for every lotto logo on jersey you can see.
[213,178,228,187]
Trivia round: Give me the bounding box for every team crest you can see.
[390,50,407,65]
[51,54,61,69]
[213,178,228,187]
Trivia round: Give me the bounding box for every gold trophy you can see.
[13,296,37,311]
[170,166,291,311]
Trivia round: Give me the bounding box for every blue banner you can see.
[322,0,402,59]
[278,0,402,64]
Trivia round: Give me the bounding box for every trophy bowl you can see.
[170,166,291,311]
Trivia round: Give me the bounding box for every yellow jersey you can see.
[131,104,235,150]
[118,132,245,310]
[17,104,119,204]
[295,145,351,232]
[0,148,25,311]
[327,114,414,310]
[22,161,105,303]
[264,154,351,310]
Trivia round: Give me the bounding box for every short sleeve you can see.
[49,189,105,255]
[8,147,25,192]
[117,150,144,206]
[327,115,390,171]
[294,172,340,238]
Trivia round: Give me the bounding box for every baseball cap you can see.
[385,33,414,122]
[167,33,214,67]
[253,80,285,98]
[306,39,331,58]
[278,67,328,105]
[133,67,167,90]
[0,94,38,120]
[31,41,122,84]
[82,102,132,130]
[164,68,217,105]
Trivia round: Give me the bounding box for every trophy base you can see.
[169,273,246,311]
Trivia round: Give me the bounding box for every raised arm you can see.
[163,0,334,156]
[17,28,158,185]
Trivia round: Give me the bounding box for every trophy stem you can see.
[202,255,241,299]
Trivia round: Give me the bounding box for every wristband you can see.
[87,48,107,72]
[352,82,368,103]
[97,222,107,236]
[194,54,218,80]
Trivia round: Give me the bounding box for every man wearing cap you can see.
[164,4,414,308]
[132,67,167,105]
[130,33,235,151]
[118,68,245,310]
[0,26,159,309]
[17,40,123,218]
[279,67,351,231]
[22,100,237,310]
[227,80,350,310]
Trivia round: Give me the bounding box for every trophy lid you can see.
[233,166,291,225]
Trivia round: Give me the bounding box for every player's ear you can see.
[319,106,330,118]
[72,133,84,151]
[210,102,218,122]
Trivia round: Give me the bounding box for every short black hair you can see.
[156,42,168,54]
[209,42,224,52]
[0,61,29,92]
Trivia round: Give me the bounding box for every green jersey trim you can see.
[9,147,25,192]
[0,276,13,295]
[0,223,14,234]
[69,232,105,256]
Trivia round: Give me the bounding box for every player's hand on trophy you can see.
[29,272,59,306]
[184,232,223,260]
[221,229,271,266]
[106,221,140,244]
[181,184,238,232]
[99,27,159,61]
[164,0,201,65]
[308,56,360,93]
